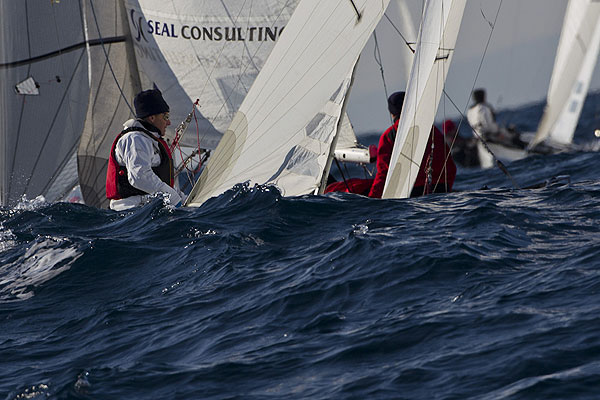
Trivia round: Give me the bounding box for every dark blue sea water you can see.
[2,94,600,399]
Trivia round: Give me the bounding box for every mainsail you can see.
[530,0,600,148]
[123,0,301,150]
[0,2,89,206]
[185,0,391,207]
[382,0,465,199]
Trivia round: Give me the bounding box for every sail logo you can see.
[130,9,148,43]
[128,9,284,42]
[180,25,283,42]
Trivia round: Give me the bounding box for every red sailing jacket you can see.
[369,121,456,198]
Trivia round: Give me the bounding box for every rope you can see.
[373,31,390,107]
[383,13,415,53]
[333,158,352,192]
[88,0,135,115]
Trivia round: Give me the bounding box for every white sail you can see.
[336,114,360,150]
[0,2,89,206]
[530,0,600,148]
[123,0,300,150]
[396,0,418,81]
[186,0,390,207]
[382,0,466,199]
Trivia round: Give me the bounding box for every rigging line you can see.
[428,0,446,196]
[383,13,414,53]
[432,0,449,195]
[166,0,254,96]
[441,88,520,190]
[219,0,260,73]
[88,0,134,115]
[214,0,328,136]
[334,158,352,192]
[49,1,79,172]
[25,50,88,196]
[38,0,85,199]
[167,0,263,149]
[457,0,520,189]
[194,0,270,99]
[372,31,390,120]
[8,0,34,200]
[175,0,293,146]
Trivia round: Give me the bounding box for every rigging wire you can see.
[88,0,135,115]
[440,0,520,190]
[383,13,415,53]
[169,0,295,152]
[372,31,390,114]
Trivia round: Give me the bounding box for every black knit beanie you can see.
[387,91,405,117]
[134,89,170,119]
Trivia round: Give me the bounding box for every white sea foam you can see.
[0,237,82,301]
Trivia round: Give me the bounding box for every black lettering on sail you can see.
[265,27,277,41]
[248,27,257,41]
[225,27,235,41]
[214,27,223,41]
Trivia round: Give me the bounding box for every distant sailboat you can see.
[529,0,600,150]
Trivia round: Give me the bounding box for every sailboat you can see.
[77,0,378,208]
[78,0,307,208]
[185,0,467,206]
[475,0,600,169]
[529,0,600,150]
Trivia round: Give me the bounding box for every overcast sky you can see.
[347,0,595,135]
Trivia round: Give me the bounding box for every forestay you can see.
[186,0,390,207]
[0,2,89,206]
[382,0,465,199]
[530,0,600,148]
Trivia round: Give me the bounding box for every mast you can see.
[316,61,359,195]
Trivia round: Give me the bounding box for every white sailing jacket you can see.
[467,103,499,138]
[109,119,182,211]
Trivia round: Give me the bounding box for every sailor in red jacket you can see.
[369,91,456,198]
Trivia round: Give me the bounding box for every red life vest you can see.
[106,126,174,200]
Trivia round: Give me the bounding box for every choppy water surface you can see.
[1,97,600,399]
